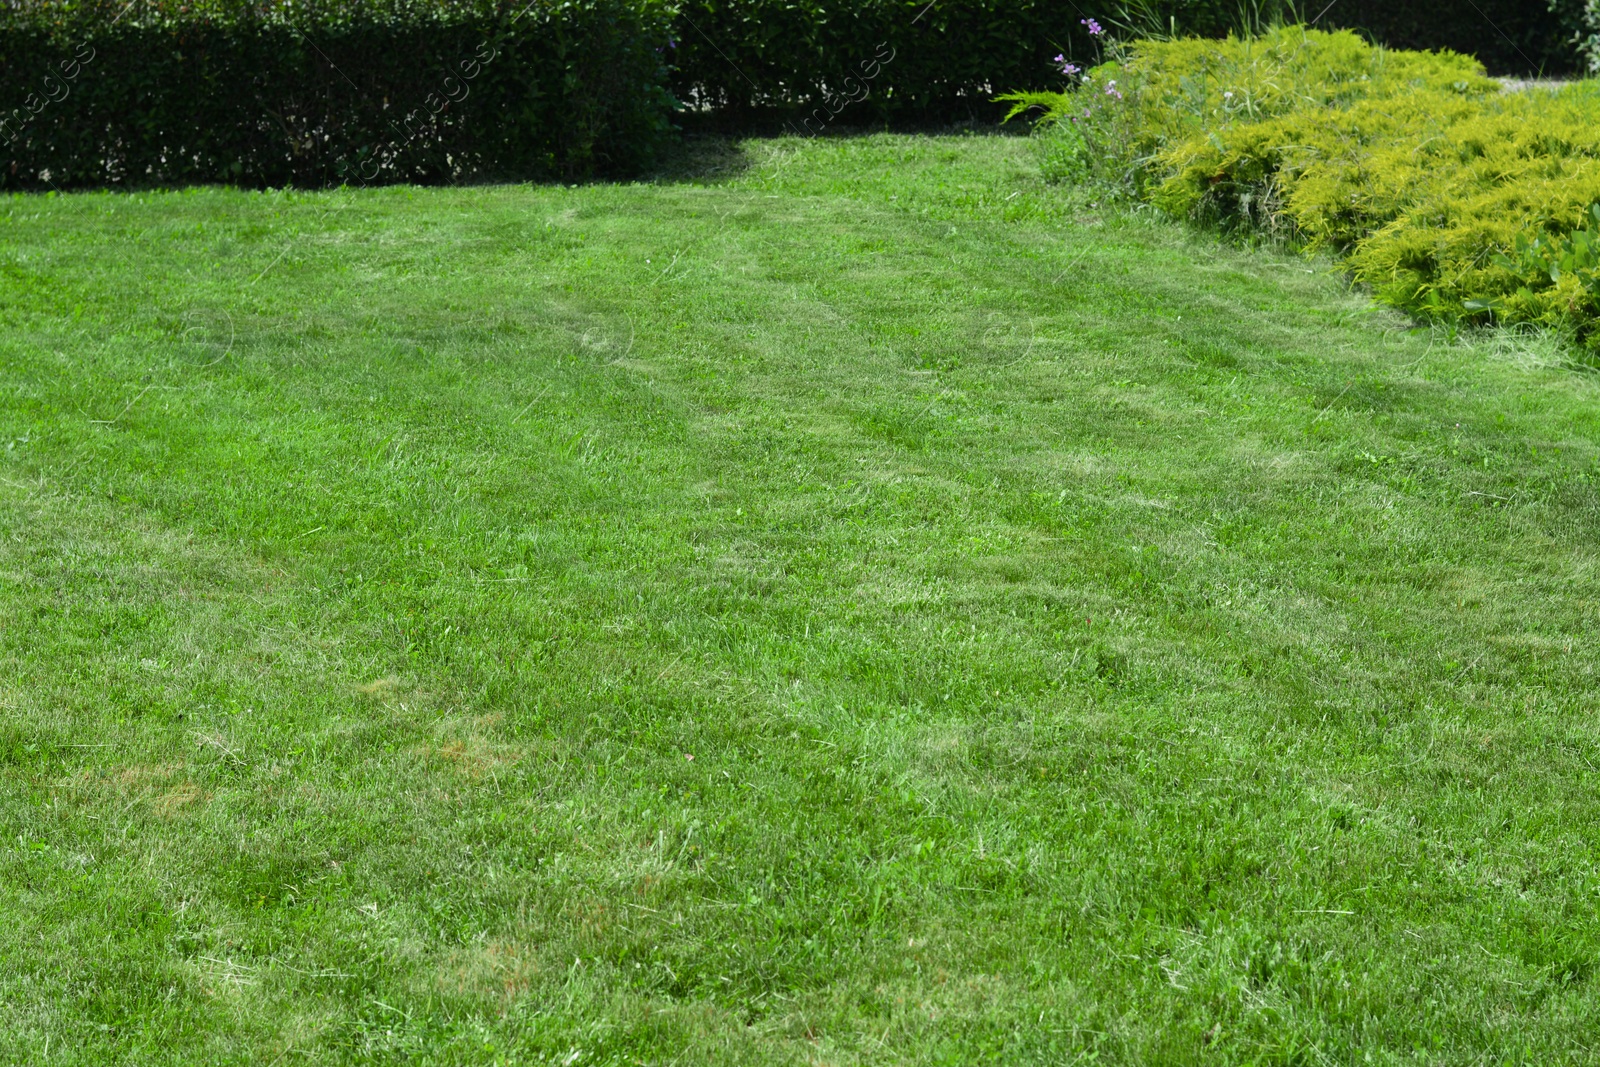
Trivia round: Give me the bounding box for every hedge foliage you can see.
[1016,28,1600,345]
[0,0,675,189]
[670,0,1580,128]
[1582,0,1600,72]
[1316,0,1584,76]
[669,0,1093,124]
[1120,0,1584,74]
[0,0,1583,190]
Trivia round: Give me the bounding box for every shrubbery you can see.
[1,0,1584,190]
[1317,0,1583,77]
[0,0,675,189]
[1581,1,1600,72]
[670,0,1579,131]
[1009,27,1600,346]
[669,0,1103,125]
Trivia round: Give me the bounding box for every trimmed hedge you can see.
[666,0,1295,125]
[0,0,675,189]
[671,0,1579,131]
[0,0,1582,191]
[1125,1,1585,75]
[670,0,1102,125]
[1319,0,1584,77]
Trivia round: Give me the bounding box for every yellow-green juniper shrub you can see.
[1007,26,1600,345]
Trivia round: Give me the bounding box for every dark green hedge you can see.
[671,0,1581,130]
[0,0,675,190]
[1132,0,1584,75]
[1319,0,1583,76]
[670,0,1108,125]
[1127,0,1584,73]
[1,0,1581,191]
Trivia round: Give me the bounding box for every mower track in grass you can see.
[3,134,1600,1063]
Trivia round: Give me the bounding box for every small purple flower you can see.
[1104,79,1122,100]
[1054,55,1080,77]
[1081,17,1104,37]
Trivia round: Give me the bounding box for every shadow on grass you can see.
[642,120,1026,185]
[0,117,1026,196]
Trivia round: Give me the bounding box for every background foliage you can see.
[1581,0,1600,72]
[669,0,1104,125]
[672,0,1582,130]
[1016,27,1600,345]
[0,0,675,189]
[0,0,1587,189]
[1314,0,1582,76]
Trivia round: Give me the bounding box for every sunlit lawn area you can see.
[6,133,1600,1063]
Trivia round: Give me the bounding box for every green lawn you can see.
[6,132,1600,1064]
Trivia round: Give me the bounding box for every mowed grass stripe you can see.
[2,134,1600,1063]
